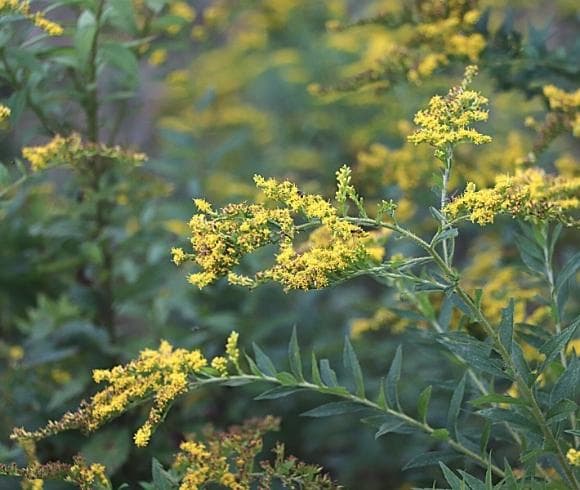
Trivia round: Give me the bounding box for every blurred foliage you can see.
[0,0,578,489]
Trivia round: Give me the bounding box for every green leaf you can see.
[311,351,323,386]
[74,10,97,67]
[457,470,486,490]
[552,355,578,403]
[301,401,365,418]
[244,353,263,377]
[288,326,304,381]
[151,458,177,490]
[439,462,463,490]
[402,451,458,470]
[511,343,533,385]
[447,373,466,439]
[319,359,339,387]
[385,345,402,408]
[374,418,405,439]
[417,385,432,424]
[106,0,138,34]
[255,386,304,400]
[343,336,365,397]
[477,408,541,435]
[498,299,514,355]
[470,393,525,407]
[99,42,139,89]
[376,378,387,410]
[437,333,505,378]
[479,420,491,454]
[275,372,297,385]
[540,316,579,369]
[252,343,276,377]
[556,252,580,297]
[546,399,577,424]
[430,428,450,441]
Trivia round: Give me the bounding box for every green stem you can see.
[540,224,578,448]
[85,0,105,143]
[190,375,506,479]
[439,145,453,265]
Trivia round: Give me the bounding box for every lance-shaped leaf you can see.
[252,342,277,377]
[343,336,365,397]
[301,401,365,418]
[447,373,466,439]
[498,299,514,355]
[288,326,304,381]
[385,345,403,408]
[417,385,432,424]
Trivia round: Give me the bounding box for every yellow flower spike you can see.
[225,331,240,365]
[567,448,580,467]
[0,1,63,35]
[211,356,228,377]
[446,168,580,226]
[0,104,10,123]
[408,65,491,156]
[171,247,186,266]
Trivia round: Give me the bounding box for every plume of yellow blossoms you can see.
[173,167,383,291]
[0,0,63,35]
[568,448,580,467]
[542,85,580,137]
[11,333,241,449]
[408,65,491,158]
[22,134,147,172]
[0,104,10,123]
[446,168,580,226]
[172,417,280,490]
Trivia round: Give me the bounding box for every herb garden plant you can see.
[0,1,578,489]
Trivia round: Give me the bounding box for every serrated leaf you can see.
[386,345,402,408]
[343,336,365,397]
[417,385,432,424]
[252,343,276,377]
[288,326,304,381]
[447,373,466,439]
[498,299,514,355]
[301,401,364,418]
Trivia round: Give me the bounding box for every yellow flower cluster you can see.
[11,334,243,449]
[22,134,147,172]
[568,448,580,467]
[66,458,109,490]
[89,340,208,447]
[351,307,411,338]
[446,168,580,226]
[408,65,491,154]
[176,168,381,290]
[0,104,10,123]
[543,85,580,137]
[172,417,280,490]
[0,0,63,35]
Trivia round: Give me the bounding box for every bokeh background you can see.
[1,1,578,488]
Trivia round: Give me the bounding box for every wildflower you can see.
[0,1,63,35]
[22,134,146,172]
[171,247,187,266]
[225,331,240,364]
[446,168,580,226]
[175,169,382,291]
[567,448,580,467]
[211,356,228,376]
[408,65,491,158]
[67,457,109,489]
[148,48,167,66]
[0,104,10,122]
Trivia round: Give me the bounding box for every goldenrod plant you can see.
[0,1,578,489]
